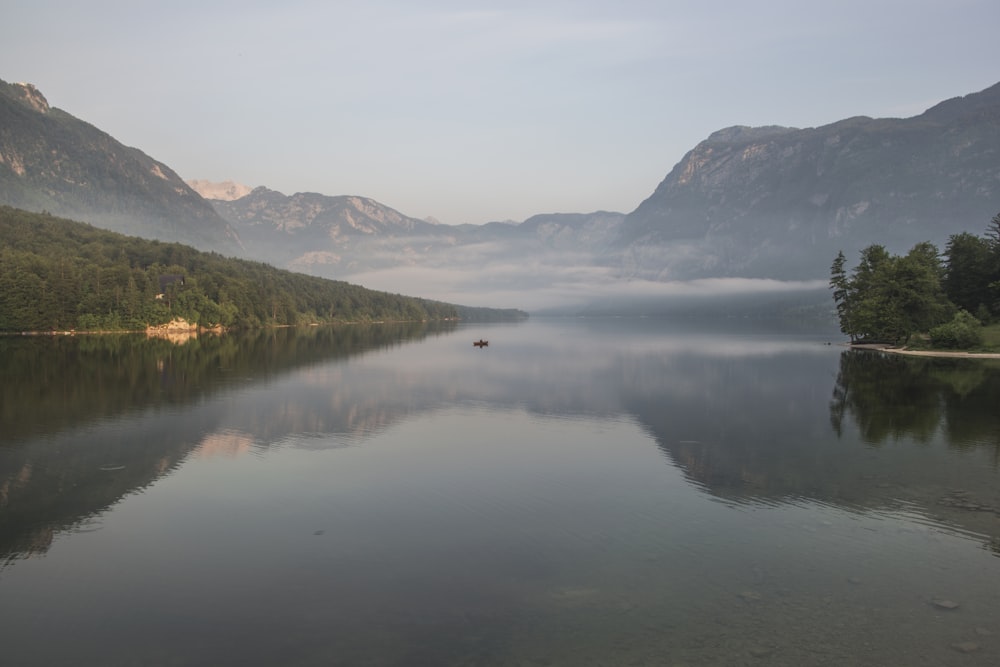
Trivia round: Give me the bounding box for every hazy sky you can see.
[3,0,998,225]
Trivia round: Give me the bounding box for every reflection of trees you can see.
[830,350,1000,455]
[829,351,943,445]
[0,322,455,562]
[0,322,452,444]
[626,347,1000,517]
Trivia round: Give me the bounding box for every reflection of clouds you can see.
[196,430,256,459]
[609,335,833,358]
[223,321,837,457]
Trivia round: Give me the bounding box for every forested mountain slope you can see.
[0,207,524,332]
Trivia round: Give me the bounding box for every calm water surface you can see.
[1,318,999,666]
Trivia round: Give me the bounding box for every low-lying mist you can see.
[341,262,831,317]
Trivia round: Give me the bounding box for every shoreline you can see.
[0,317,467,338]
[849,343,1000,359]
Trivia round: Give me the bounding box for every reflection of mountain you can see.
[621,345,1000,548]
[6,321,1000,564]
[619,346,851,501]
[0,323,455,561]
[0,409,216,561]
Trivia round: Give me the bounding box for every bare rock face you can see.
[11,82,50,113]
[186,179,253,202]
[146,318,197,333]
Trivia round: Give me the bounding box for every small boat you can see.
[473,339,489,347]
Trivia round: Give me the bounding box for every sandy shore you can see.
[849,343,1000,359]
[883,348,1000,359]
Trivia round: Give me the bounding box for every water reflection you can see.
[830,349,1000,453]
[0,323,455,561]
[0,322,454,444]
[6,321,1000,565]
[2,319,1000,665]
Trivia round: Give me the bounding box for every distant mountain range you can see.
[3,75,999,310]
[197,184,626,281]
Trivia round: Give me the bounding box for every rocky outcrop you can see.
[186,179,253,202]
[145,318,198,333]
[145,318,223,344]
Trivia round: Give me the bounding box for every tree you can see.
[944,232,993,316]
[849,245,896,342]
[831,242,952,345]
[986,211,1000,251]
[830,250,854,340]
[893,242,952,340]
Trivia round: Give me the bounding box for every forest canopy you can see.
[0,206,526,332]
[830,213,1000,347]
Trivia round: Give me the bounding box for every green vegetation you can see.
[928,311,984,349]
[0,207,525,331]
[830,212,1000,349]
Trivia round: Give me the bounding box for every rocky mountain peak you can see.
[186,179,254,201]
[11,82,50,113]
[705,125,797,145]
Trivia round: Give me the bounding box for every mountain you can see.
[205,184,625,280]
[0,79,240,253]
[205,186,451,273]
[5,75,999,312]
[205,82,1000,295]
[620,82,1000,280]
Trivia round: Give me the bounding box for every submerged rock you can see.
[931,599,960,610]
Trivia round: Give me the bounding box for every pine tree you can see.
[829,251,853,340]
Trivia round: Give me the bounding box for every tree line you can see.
[0,207,523,332]
[830,213,1000,347]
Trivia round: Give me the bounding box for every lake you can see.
[1,318,999,666]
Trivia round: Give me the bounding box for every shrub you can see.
[929,310,983,349]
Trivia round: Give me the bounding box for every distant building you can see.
[156,274,186,299]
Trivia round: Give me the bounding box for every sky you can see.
[3,0,999,226]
